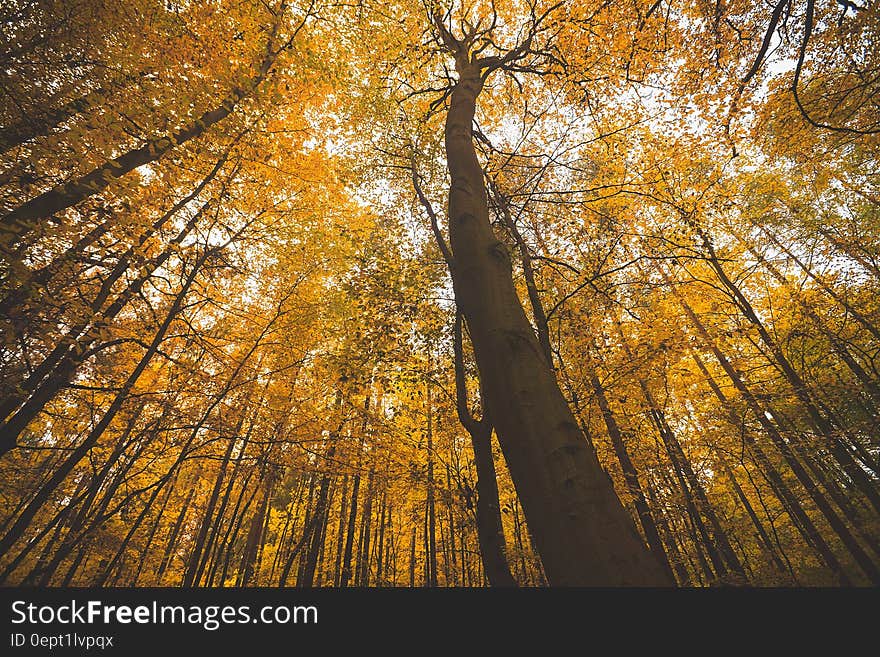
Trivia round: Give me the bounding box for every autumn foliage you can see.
[1,0,878,586]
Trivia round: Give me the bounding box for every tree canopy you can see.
[1,0,878,587]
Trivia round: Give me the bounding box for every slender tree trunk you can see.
[656,466,715,584]
[740,240,880,409]
[698,229,880,513]
[620,332,747,584]
[157,478,199,583]
[717,450,790,577]
[340,395,369,587]
[586,351,677,584]
[443,464,456,586]
[758,224,880,342]
[452,312,516,586]
[0,254,204,556]
[644,476,692,585]
[301,437,339,588]
[0,148,229,320]
[333,474,349,586]
[424,379,438,587]
[356,467,375,587]
[208,464,260,586]
[0,203,210,454]
[240,474,273,586]
[183,431,240,587]
[376,485,387,586]
[223,485,259,586]
[408,524,417,587]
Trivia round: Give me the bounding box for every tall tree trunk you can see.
[435,27,668,585]
[644,476,692,585]
[0,202,211,454]
[356,467,375,587]
[739,239,880,410]
[0,253,205,557]
[615,319,747,583]
[376,484,387,586]
[697,228,880,513]
[333,474,349,586]
[301,437,339,588]
[0,146,229,320]
[156,476,199,583]
[240,474,273,586]
[408,523,417,587]
[757,224,880,342]
[339,393,370,587]
[423,379,438,587]
[182,429,241,587]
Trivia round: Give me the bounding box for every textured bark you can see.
[440,47,668,587]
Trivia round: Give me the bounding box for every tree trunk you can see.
[586,353,678,583]
[698,229,880,513]
[0,254,204,557]
[300,438,338,588]
[240,475,273,586]
[423,379,438,587]
[452,311,516,586]
[440,49,668,586]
